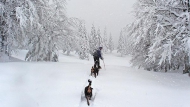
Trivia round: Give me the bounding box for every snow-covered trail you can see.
[0,62,89,107]
[1,50,190,107]
[0,62,190,107]
[78,75,98,107]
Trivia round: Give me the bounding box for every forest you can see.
[1,0,190,74]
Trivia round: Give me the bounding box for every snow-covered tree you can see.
[143,0,190,72]
[77,22,90,60]
[25,0,68,62]
[83,23,90,59]
[61,17,80,55]
[89,24,97,55]
[102,27,109,53]
[89,25,104,55]
[117,30,126,56]
[126,0,157,70]
[0,0,83,62]
[66,17,90,59]
[0,0,37,61]
[0,1,11,60]
[108,33,114,53]
[125,0,190,73]
[122,25,134,55]
[96,28,103,47]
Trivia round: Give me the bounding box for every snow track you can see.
[78,69,99,107]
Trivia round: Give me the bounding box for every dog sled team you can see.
[84,47,104,106]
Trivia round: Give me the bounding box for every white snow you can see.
[0,50,190,107]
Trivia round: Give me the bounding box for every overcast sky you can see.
[66,0,136,46]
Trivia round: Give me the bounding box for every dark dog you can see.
[91,66,99,78]
[84,80,93,106]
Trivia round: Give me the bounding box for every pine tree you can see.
[117,30,125,56]
[125,0,190,73]
[108,33,114,53]
[78,22,90,60]
[0,0,37,61]
[102,27,108,53]
[81,25,90,60]
[61,17,79,55]
[123,24,134,55]
[96,28,103,47]
[25,0,68,62]
[89,24,97,55]
[0,0,71,62]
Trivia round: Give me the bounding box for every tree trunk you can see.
[165,65,167,72]
[183,55,189,74]
[188,0,190,12]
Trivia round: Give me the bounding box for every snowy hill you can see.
[0,50,190,107]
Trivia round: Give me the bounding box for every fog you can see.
[66,0,137,47]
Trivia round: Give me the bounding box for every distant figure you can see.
[93,47,103,69]
[84,79,93,106]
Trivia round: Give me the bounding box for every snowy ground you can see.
[0,50,190,107]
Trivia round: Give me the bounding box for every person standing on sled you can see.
[93,47,103,69]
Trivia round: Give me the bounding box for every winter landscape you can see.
[1,0,190,107]
[1,50,190,107]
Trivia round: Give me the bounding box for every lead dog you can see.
[84,80,93,106]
